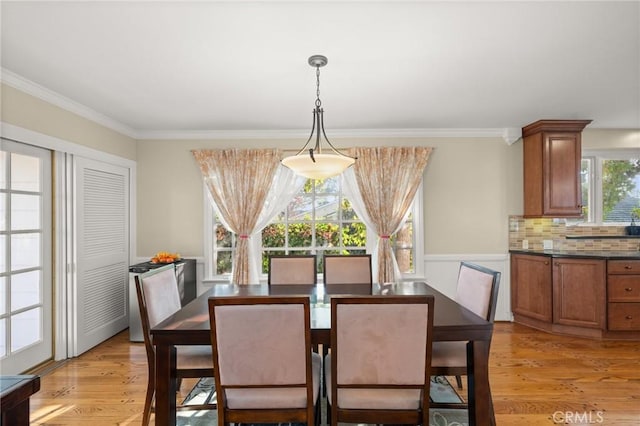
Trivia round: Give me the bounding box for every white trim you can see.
[139,127,516,140]
[424,253,509,262]
[54,152,69,361]
[0,122,136,168]
[1,68,138,139]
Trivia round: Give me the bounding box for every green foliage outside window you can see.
[602,159,640,221]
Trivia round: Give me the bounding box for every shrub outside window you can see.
[206,176,421,280]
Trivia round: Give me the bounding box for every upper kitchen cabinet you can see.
[522,119,591,217]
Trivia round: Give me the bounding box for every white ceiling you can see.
[1,1,639,140]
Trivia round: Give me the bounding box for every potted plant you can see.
[626,210,640,236]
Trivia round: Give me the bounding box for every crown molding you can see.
[1,68,521,144]
[138,127,518,141]
[1,68,140,138]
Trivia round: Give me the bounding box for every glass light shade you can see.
[282,153,355,179]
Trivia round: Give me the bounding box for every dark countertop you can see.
[509,249,640,260]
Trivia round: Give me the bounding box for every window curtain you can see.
[342,146,432,283]
[192,149,304,284]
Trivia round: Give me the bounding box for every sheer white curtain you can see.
[342,146,432,283]
[193,149,304,284]
[248,165,306,282]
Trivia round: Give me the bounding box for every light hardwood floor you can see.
[27,322,640,425]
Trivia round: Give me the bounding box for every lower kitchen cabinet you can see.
[552,258,605,329]
[510,252,639,340]
[607,260,640,332]
[511,253,552,322]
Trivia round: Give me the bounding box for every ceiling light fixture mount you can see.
[281,55,356,179]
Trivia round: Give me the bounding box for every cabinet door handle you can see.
[625,287,633,292]
[624,265,633,270]
[626,315,633,320]
[544,261,549,265]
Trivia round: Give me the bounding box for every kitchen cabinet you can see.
[511,253,552,322]
[607,260,640,331]
[552,257,606,329]
[522,119,591,217]
[510,250,640,340]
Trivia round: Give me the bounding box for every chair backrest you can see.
[330,295,434,407]
[323,254,372,285]
[135,265,181,362]
[208,296,315,412]
[455,262,501,322]
[268,255,317,285]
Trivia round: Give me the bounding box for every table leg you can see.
[466,340,495,426]
[154,344,177,426]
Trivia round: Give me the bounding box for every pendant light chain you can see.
[315,65,322,108]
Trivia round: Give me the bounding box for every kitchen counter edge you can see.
[508,249,640,260]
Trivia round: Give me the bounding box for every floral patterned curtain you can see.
[192,148,281,284]
[344,146,432,283]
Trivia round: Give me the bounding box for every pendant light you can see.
[281,55,356,179]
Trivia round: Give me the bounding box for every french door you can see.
[0,138,53,374]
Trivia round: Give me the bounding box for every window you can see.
[205,176,423,281]
[581,150,640,224]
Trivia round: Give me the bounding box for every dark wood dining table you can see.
[150,282,495,426]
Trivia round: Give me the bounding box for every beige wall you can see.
[1,83,136,159]
[4,83,638,259]
[583,128,640,150]
[137,137,523,257]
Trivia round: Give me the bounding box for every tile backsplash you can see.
[508,216,640,251]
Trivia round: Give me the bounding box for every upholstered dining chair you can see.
[135,266,215,426]
[268,254,317,285]
[208,296,321,426]
[431,261,501,394]
[325,294,435,426]
[323,254,372,285]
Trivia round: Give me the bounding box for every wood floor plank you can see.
[27,322,640,425]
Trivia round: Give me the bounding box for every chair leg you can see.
[142,378,154,426]
[455,375,463,389]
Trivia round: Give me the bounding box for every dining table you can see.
[150,281,495,426]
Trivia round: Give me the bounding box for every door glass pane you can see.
[10,153,40,192]
[10,271,40,311]
[11,308,41,352]
[0,235,5,273]
[11,233,40,270]
[0,193,5,230]
[11,194,40,230]
[0,318,5,357]
[0,277,5,315]
[0,151,6,189]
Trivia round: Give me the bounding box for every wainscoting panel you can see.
[423,254,512,321]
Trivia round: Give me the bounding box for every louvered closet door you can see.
[72,157,129,356]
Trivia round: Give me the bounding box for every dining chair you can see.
[431,261,501,394]
[208,295,321,426]
[325,294,434,426]
[323,254,372,285]
[135,266,215,426]
[268,254,317,285]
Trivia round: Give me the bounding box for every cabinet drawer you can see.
[608,260,640,275]
[608,276,640,302]
[608,303,640,331]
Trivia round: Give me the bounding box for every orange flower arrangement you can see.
[150,251,181,264]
